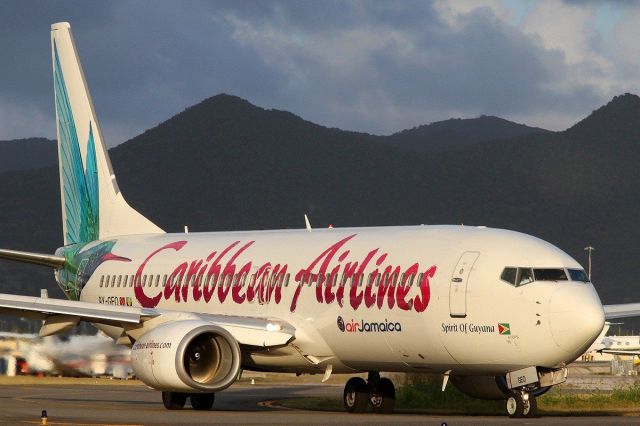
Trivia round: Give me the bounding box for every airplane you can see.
[0,21,638,418]
[0,332,130,377]
[582,323,640,360]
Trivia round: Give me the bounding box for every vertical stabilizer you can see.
[51,22,163,245]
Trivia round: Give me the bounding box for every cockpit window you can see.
[500,267,517,285]
[533,268,568,281]
[518,268,534,286]
[568,268,590,283]
[500,266,572,287]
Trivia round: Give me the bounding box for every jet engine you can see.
[450,375,510,400]
[131,320,241,392]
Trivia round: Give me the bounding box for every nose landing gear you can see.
[506,389,537,418]
[343,372,396,414]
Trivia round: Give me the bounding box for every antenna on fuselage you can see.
[304,214,312,232]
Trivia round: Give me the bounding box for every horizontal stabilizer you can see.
[0,248,66,268]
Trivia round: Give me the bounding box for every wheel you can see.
[344,377,369,413]
[191,393,215,410]
[371,377,395,414]
[162,391,187,410]
[506,394,524,418]
[523,394,537,418]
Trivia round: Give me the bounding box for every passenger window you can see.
[100,276,104,288]
[500,267,517,286]
[518,268,534,286]
[285,273,290,287]
[117,275,122,287]
[123,275,128,287]
[568,269,590,283]
[533,268,568,281]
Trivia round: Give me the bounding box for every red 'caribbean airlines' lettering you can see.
[289,235,436,313]
[134,235,436,313]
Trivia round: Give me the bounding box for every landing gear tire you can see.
[162,391,187,410]
[344,377,369,413]
[190,393,215,410]
[506,392,537,418]
[524,394,537,418]
[371,377,395,414]
[506,394,523,418]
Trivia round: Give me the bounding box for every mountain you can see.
[567,93,640,141]
[387,115,549,153]
[0,138,56,172]
[1,93,640,331]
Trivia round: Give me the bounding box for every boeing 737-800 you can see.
[0,22,638,418]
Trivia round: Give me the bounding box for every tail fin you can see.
[51,22,163,245]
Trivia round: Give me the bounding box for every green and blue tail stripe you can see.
[54,40,99,244]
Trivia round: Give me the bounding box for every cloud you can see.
[0,1,639,144]
[218,1,603,132]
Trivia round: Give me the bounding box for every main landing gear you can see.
[505,389,537,418]
[343,372,396,414]
[162,391,215,410]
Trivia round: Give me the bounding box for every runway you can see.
[1,381,639,425]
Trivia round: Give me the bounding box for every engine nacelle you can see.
[450,375,510,400]
[131,320,241,392]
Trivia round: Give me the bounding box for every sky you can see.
[2,0,640,147]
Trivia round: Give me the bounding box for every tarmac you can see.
[1,380,640,425]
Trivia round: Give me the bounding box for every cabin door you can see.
[449,251,480,318]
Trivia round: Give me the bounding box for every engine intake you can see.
[131,320,241,392]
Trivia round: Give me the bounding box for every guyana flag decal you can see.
[498,323,511,335]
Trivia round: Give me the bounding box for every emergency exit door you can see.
[449,251,480,318]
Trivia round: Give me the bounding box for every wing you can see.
[603,304,640,320]
[0,293,295,348]
[598,349,640,356]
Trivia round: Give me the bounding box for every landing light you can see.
[266,323,282,332]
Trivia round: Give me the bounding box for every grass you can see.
[539,386,640,414]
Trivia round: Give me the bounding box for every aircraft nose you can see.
[548,284,605,356]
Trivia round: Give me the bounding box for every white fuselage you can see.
[75,225,605,375]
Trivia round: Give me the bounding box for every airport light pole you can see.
[584,246,595,280]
